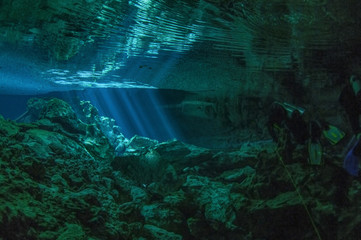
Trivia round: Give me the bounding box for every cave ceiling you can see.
[0,0,360,96]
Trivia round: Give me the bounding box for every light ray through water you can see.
[79,88,181,142]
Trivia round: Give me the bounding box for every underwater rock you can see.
[183,175,236,230]
[128,135,159,151]
[142,224,182,240]
[141,203,186,235]
[2,97,361,239]
[219,165,256,183]
[20,156,47,181]
[0,98,121,238]
[17,98,128,157]
[56,224,86,240]
[0,116,19,138]
[154,139,213,170]
[77,100,129,156]
[112,148,178,188]
[39,98,77,123]
[77,101,103,119]
[130,186,149,203]
[15,97,48,123]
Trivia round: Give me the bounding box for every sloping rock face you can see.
[0,98,361,239]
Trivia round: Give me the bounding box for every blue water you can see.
[0,88,185,142]
[0,0,352,146]
[78,88,184,141]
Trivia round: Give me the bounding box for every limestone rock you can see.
[154,139,213,170]
[129,135,159,151]
[112,149,177,187]
[15,98,48,123]
[57,224,86,240]
[183,175,236,230]
[219,166,256,183]
[143,224,182,240]
[2,97,361,239]
[0,117,19,137]
[141,203,186,235]
[39,98,77,123]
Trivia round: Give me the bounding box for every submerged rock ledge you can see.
[0,98,360,240]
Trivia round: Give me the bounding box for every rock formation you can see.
[0,97,360,239]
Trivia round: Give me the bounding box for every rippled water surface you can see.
[0,0,358,93]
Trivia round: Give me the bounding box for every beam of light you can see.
[72,47,184,142]
[145,89,178,139]
[113,88,152,137]
[78,88,181,142]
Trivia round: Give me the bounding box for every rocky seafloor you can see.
[1,98,361,240]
